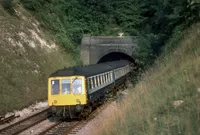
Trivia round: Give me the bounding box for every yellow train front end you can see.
[48,76,87,118]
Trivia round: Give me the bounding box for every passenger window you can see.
[102,74,105,84]
[89,78,92,89]
[107,73,109,82]
[72,78,82,94]
[94,77,97,88]
[88,78,91,89]
[99,75,101,85]
[105,74,107,82]
[100,75,103,84]
[110,72,113,80]
[97,76,100,86]
[90,78,94,89]
[108,73,110,82]
[51,80,60,95]
[62,79,70,94]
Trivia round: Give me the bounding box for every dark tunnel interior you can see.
[97,52,135,64]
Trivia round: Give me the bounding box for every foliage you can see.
[112,0,143,36]
[137,0,200,68]
[136,33,157,68]
[1,0,16,15]
[19,0,200,67]
[96,22,200,135]
[19,0,142,49]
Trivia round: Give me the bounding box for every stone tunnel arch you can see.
[96,49,135,64]
[80,36,138,65]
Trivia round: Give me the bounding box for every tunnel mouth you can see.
[97,52,135,64]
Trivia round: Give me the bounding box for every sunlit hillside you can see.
[96,23,200,134]
[0,4,76,115]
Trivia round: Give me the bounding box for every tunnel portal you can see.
[97,52,135,64]
[80,36,138,65]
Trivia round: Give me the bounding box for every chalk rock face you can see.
[197,88,200,93]
[0,5,74,115]
[173,100,184,108]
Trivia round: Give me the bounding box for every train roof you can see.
[49,60,130,77]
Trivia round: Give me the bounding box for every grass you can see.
[95,23,200,135]
[0,4,77,115]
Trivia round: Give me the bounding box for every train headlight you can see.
[76,99,81,104]
[53,100,57,104]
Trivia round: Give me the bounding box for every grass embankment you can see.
[0,5,77,115]
[96,23,200,134]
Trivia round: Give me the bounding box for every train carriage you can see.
[48,60,131,118]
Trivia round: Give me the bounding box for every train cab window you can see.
[62,79,70,94]
[51,80,60,95]
[72,78,82,94]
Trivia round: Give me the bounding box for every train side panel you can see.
[86,65,130,102]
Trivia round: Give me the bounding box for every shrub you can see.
[1,0,16,15]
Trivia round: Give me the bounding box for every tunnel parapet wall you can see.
[80,35,138,65]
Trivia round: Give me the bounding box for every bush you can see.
[1,0,16,15]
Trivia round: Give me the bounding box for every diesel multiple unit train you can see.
[48,60,132,118]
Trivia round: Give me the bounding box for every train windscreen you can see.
[62,79,70,94]
[51,80,60,95]
[72,78,82,94]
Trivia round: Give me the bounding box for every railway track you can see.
[0,114,20,125]
[39,121,80,135]
[39,85,126,135]
[0,107,101,135]
[0,84,127,135]
[0,108,49,135]
[39,102,109,135]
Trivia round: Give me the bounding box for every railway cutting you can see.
[0,109,49,135]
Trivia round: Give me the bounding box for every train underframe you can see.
[49,100,103,119]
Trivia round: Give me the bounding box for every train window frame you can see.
[97,75,100,86]
[105,73,108,82]
[51,80,60,95]
[87,78,91,90]
[100,75,102,85]
[94,76,97,88]
[61,79,71,94]
[110,71,113,81]
[96,76,98,87]
[100,75,103,85]
[108,72,110,81]
[105,73,108,83]
[107,72,110,82]
[99,75,101,85]
[92,77,95,89]
[72,78,83,94]
[102,73,105,84]
[114,69,118,79]
[90,77,93,89]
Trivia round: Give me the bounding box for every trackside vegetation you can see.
[0,0,199,128]
[95,23,200,135]
[0,5,76,115]
[17,0,200,69]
